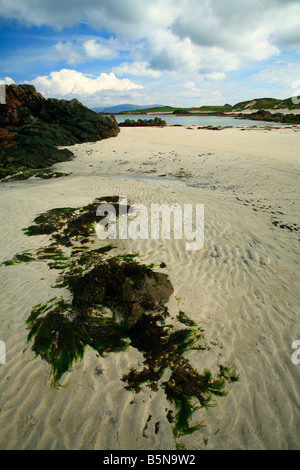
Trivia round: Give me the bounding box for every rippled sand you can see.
[0,126,299,450]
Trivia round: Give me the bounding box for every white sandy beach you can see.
[0,125,299,450]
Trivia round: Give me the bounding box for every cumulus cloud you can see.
[53,38,119,65]
[171,1,283,64]
[53,41,84,66]
[146,28,240,76]
[1,0,300,103]
[28,69,143,98]
[113,61,162,78]
[1,1,299,48]
[0,77,15,85]
[83,39,118,59]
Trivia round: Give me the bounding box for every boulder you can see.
[72,259,174,327]
[0,84,120,177]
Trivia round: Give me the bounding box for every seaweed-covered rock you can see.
[72,259,174,326]
[0,84,120,177]
[122,271,174,321]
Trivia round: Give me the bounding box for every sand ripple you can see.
[0,127,299,449]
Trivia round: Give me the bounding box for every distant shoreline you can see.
[102,109,300,125]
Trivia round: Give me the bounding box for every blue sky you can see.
[1,0,300,108]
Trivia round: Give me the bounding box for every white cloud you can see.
[250,61,300,97]
[53,41,84,66]
[83,39,118,60]
[113,61,162,78]
[28,69,143,98]
[1,0,300,104]
[1,1,299,55]
[52,38,119,65]
[0,77,15,84]
[146,29,240,76]
[204,73,227,81]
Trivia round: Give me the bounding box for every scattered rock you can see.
[234,109,300,124]
[119,117,166,127]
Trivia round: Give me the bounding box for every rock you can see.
[122,271,174,326]
[122,271,173,306]
[119,117,166,127]
[72,259,174,327]
[0,84,120,177]
[234,109,300,124]
[172,109,192,115]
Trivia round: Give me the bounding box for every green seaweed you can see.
[122,322,236,445]
[177,311,197,327]
[3,195,239,446]
[26,297,58,326]
[26,297,130,387]
[163,360,229,441]
[1,251,37,266]
[36,246,68,261]
[218,364,240,383]
[0,168,71,183]
[27,306,85,386]
[172,394,203,439]
[23,207,78,237]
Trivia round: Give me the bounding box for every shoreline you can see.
[103,108,300,124]
[0,126,299,450]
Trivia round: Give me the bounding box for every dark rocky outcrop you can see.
[234,109,300,124]
[72,259,174,327]
[118,117,166,127]
[0,84,120,178]
[172,109,192,115]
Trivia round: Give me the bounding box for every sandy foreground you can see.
[0,125,299,450]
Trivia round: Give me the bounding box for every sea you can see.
[114,113,281,127]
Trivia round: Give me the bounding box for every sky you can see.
[0,0,300,109]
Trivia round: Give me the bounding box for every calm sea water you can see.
[115,114,280,127]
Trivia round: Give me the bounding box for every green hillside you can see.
[120,104,233,114]
[232,97,299,111]
[118,97,299,115]
[195,104,233,112]
[119,106,175,114]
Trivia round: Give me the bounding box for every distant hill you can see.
[232,97,299,111]
[121,106,175,114]
[137,99,299,114]
[93,104,165,114]
[118,104,233,114]
[93,97,299,115]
